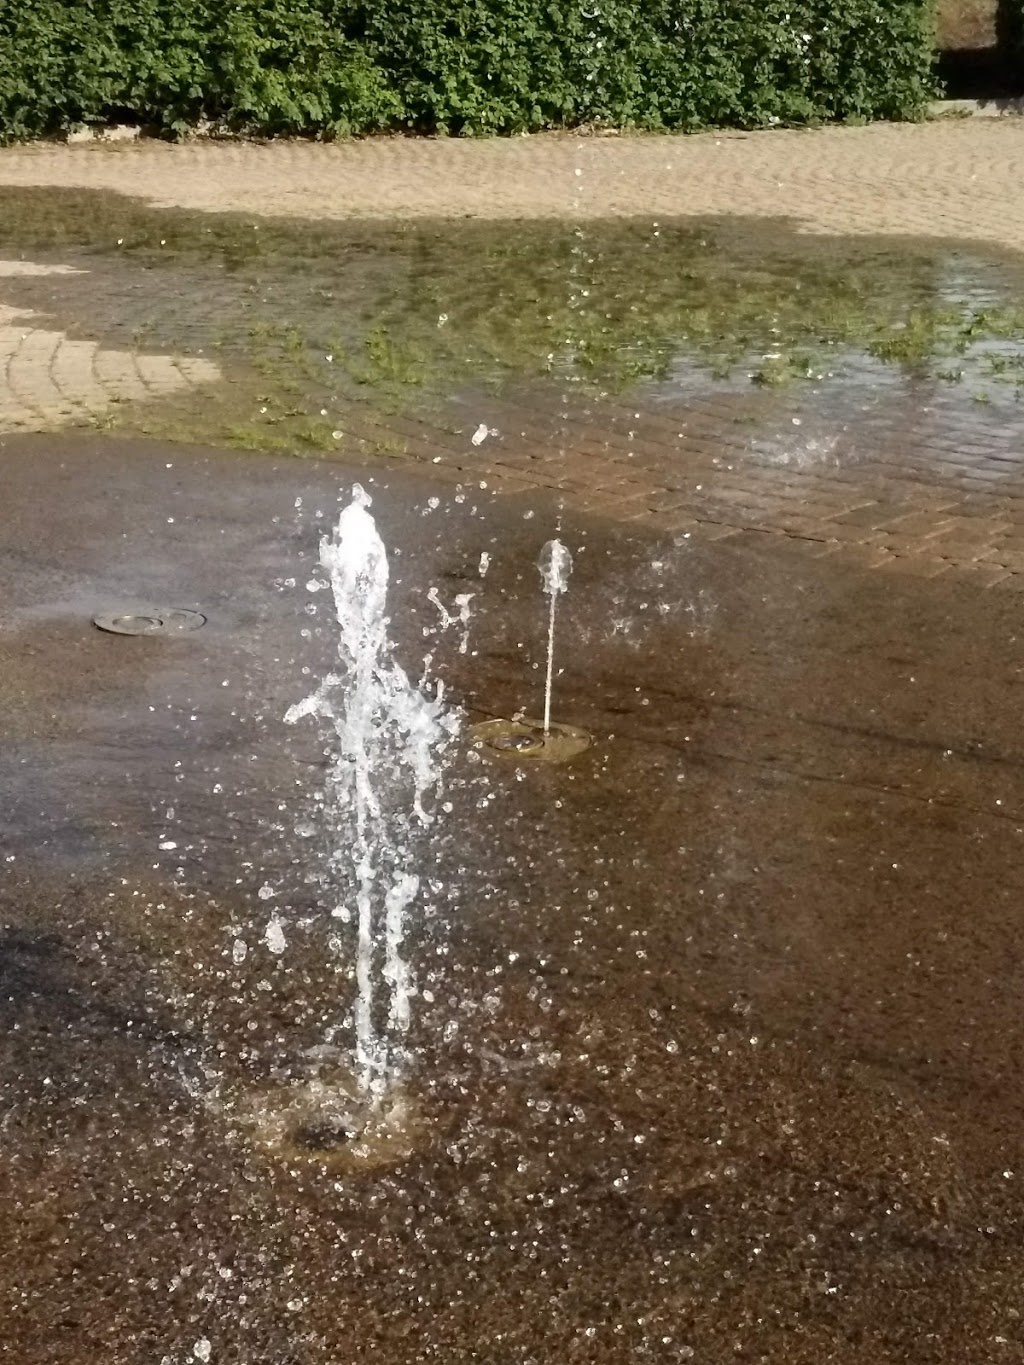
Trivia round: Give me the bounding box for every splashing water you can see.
[426,586,475,654]
[537,539,573,734]
[285,485,459,1103]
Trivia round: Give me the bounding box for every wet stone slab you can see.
[1,435,1024,1362]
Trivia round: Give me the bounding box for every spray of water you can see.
[537,539,573,734]
[285,485,459,1104]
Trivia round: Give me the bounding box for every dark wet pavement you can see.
[3,431,1024,1363]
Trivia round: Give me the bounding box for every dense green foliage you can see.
[0,0,938,141]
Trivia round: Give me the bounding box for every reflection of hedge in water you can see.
[2,190,1024,409]
[325,225,1024,396]
[0,0,937,141]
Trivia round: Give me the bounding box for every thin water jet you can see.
[538,539,572,735]
[468,536,589,762]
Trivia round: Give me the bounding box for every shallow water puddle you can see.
[0,257,219,432]
[1,188,1024,461]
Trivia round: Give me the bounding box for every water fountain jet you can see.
[282,484,458,1117]
[470,536,590,763]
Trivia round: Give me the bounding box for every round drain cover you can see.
[238,1074,425,1172]
[469,717,591,763]
[93,608,206,637]
[490,731,546,754]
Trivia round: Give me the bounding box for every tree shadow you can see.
[937,0,1024,98]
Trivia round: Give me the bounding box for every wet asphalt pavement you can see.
[2,431,1024,1363]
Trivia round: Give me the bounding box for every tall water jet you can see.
[284,485,458,1105]
[538,538,572,735]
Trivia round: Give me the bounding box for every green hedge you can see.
[0,0,938,142]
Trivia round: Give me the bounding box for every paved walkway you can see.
[3,123,1024,588]
[0,261,219,430]
[328,375,1024,592]
[0,123,1022,247]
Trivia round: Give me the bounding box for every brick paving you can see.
[0,261,220,430]
[323,371,1024,588]
[1,122,1023,251]
[2,123,1024,584]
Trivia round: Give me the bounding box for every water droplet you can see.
[264,916,286,956]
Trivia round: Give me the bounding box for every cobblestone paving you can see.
[2,123,1024,586]
[0,261,220,432]
[329,374,1024,591]
[1,122,1022,249]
